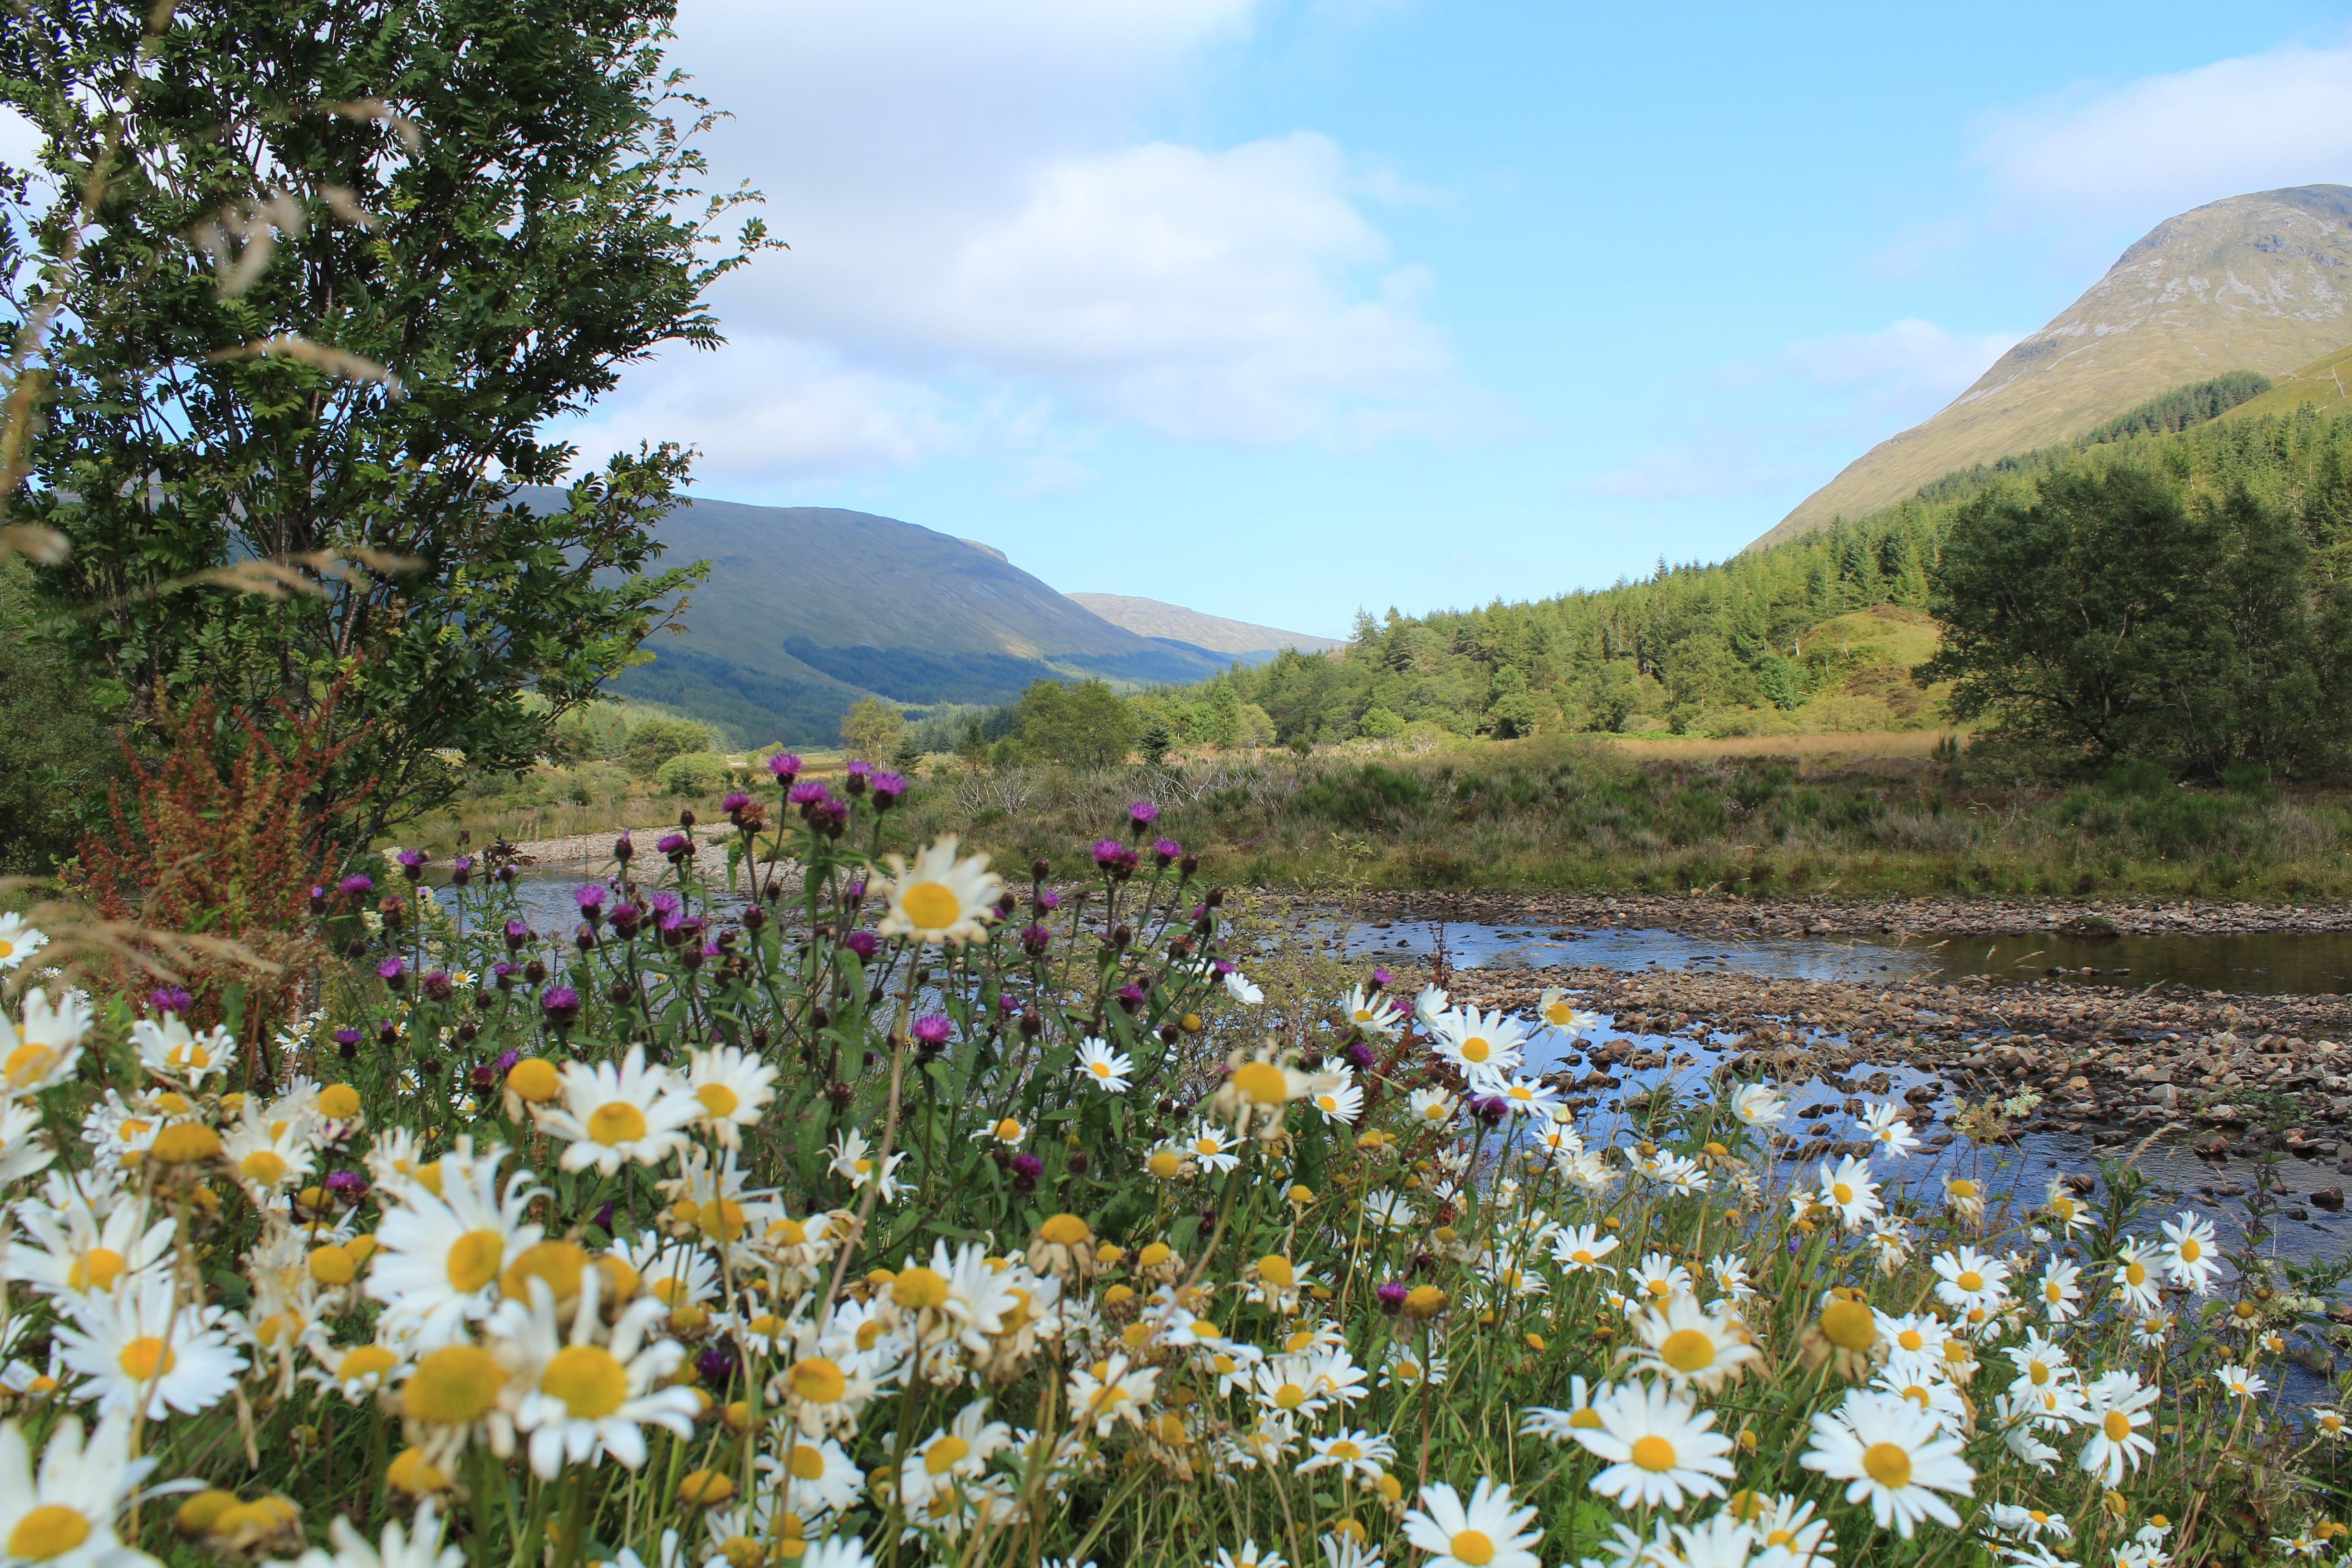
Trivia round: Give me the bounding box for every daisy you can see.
[1414,985,1450,1025]
[1360,1190,1415,1231]
[1377,1347,1446,1390]
[1815,1156,1882,1229]
[534,1046,702,1175]
[0,989,88,1096]
[1859,1102,1920,1158]
[1210,1543,1285,1568]
[1626,1252,1693,1307]
[305,1339,413,1404]
[495,1269,700,1479]
[1224,972,1266,1006]
[2037,1257,2083,1323]
[54,1274,245,1420]
[971,1115,1029,1149]
[1549,1225,1620,1275]
[2042,1178,2093,1235]
[129,1013,235,1089]
[1402,1478,1542,1568]
[1067,1354,1157,1436]
[0,915,48,973]
[2112,1239,2162,1311]
[1342,985,1403,1037]
[1073,1039,1132,1093]
[366,1145,544,1348]
[0,1412,158,1568]
[1538,987,1599,1033]
[1407,1088,1458,1127]
[1572,1379,1736,1509]
[1931,1246,2011,1315]
[294,1505,463,1568]
[1871,1366,1969,1436]
[221,1115,316,1204]
[1746,1494,1836,1565]
[1185,1123,1240,1174]
[1310,1076,1365,1124]
[685,1044,776,1149]
[2215,1362,2267,1401]
[11,1195,173,1301]
[2002,1331,2074,1402]
[1519,1375,1612,1442]
[896,1398,1010,1520]
[1731,1083,1788,1128]
[2077,1369,2159,1485]
[1628,1295,1756,1392]
[2160,1212,2220,1294]
[1429,1007,1529,1087]
[1800,1388,1975,1538]
[875,836,1003,946]
[1943,1175,1986,1223]
[1299,1428,1395,1484]
[827,1129,907,1201]
[1705,1254,1755,1301]
[1494,1077,1559,1119]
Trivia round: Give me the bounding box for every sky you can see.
[546,3,2352,636]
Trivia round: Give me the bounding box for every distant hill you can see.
[1753,184,2352,550]
[1066,594,1342,659]
[516,490,1230,745]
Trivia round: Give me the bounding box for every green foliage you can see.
[653,749,730,797]
[622,716,714,779]
[1137,718,1174,766]
[2081,369,2273,444]
[1015,678,1137,768]
[2,0,763,846]
[1921,466,2352,776]
[0,563,122,873]
[837,695,905,761]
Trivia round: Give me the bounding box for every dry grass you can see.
[1604,729,1964,763]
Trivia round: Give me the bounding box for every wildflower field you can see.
[0,761,2343,1568]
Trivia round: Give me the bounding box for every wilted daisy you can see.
[534,1046,702,1174]
[1072,1039,1132,1093]
[875,836,1004,946]
[1943,1175,1986,1223]
[827,1128,907,1200]
[1572,1378,1737,1509]
[685,1044,776,1148]
[1402,1479,1542,1568]
[1800,1388,1975,1538]
[1067,1354,1157,1436]
[1815,1156,1882,1229]
[0,1413,157,1568]
[2042,1177,2093,1235]
[2160,1211,2219,1294]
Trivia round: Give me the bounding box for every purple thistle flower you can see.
[721,791,752,813]
[1020,923,1052,956]
[495,1049,522,1073]
[338,874,374,897]
[871,770,906,808]
[842,760,872,796]
[608,902,642,940]
[491,961,516,990]
[451,854,474,874]
[1108,847,1139,879]
[998,993,1023,1015]
[657,830,691,858]
[395,848,427,881]
[573,885,606,923]
[1376,1279,1409,1314]
[1010,1153,1044,1179]
[1370,966,1394,990]
[695,1344,736,1384]
[421,970,455,1003]
[1115,982,1147,1012]
[1345,1040,1377,1070]
[1475,1095,1508,1126]
[767,751,803,780]
[148,986,193,1017]
[376,958,407,990]
[911,1014,952,1048]
[504,918,531,952]
[308,884,328,914]
[333,1027,363,1049]
[647,890,683,918]
[843,930,878,961]
[1034,887,1061,911]
[613,830,634,863]
[1090,838,1122,867]
[1211,959,1236,977]
[788,779,828,807]
[323,1170,369,1200]
[845,876,868,901]
[1153,838,1182,865]
[1128,799,1159,827]
[539,986,582,1027]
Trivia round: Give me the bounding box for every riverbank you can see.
[1370,888,2352,936]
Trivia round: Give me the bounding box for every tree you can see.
[1918,467,2352,775]
[1138,719,1173,767]
[1015,679,1136,769]
[622,715,711,778]
[838,696,904,761]
[2,0,770,848]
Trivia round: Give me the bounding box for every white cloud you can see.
[566,0,1476,481]
[1588,447,1805,501]
[1969,44,2352,228]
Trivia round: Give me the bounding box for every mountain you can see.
[1752,184,2352,550]
[521,490,1232,745]
[1065,594,1343,659]
[2215,342,2352,423]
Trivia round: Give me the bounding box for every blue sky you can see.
[562,1,2352,637]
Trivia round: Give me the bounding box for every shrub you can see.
[623,716,713,778]
[654,749,730,796]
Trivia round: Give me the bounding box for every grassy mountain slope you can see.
[1066,593,1343,657]
[514,490,1230,746]
[2218,342,2352,423]
[1754,184,2352,549]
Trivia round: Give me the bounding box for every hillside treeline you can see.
[1118,405,2352,772]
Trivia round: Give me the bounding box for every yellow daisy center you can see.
[1274,1382,1307,1410]
[68,1248,127,1293]
[1820,1300,1876,1351]
[1460,1038,1490,1063]
[540,1344,629,1419]
[1956,1270,1984,1292]
[1660,1329,1716,1372]
[1862,1442,1912,1488]
[892,1267,950,1310]
[118,1336,175,1380]
[587,1102,648,1145]
[1631,1435,1678,1472]
[696,1083,740,1118]
[445,1230,504,1294]
[403,1344,506,1424]
[788,1357,846,1405]
[1450,1530,1495,1566]
[1230,1062,1289,1103]
[338,1345,399,1383]
[900,882,961,930]
[924,1435,970,1475]
[2179,1239,2202,1262]
[2104,1410,2133,1441]
[8,1505,91,1560]
[790,1443,827,1480]
[1832,1182,1854,1205]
